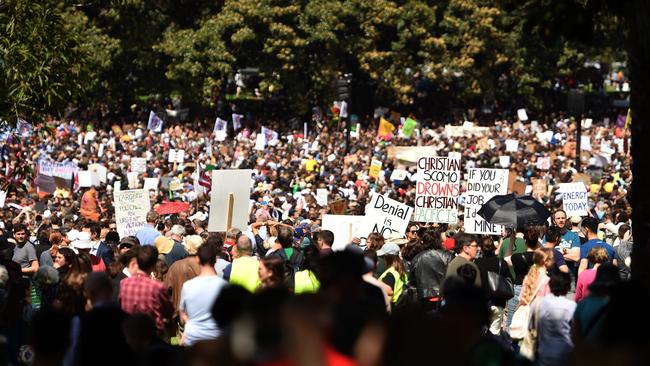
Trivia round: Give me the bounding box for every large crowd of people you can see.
[0,106,643,366]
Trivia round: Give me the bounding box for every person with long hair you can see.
[54,251,92,315]
[366,232,386,277]
[518,248,554,307]
[53,247,76,278]
[575,247,609,302]
[377,243,407,305]
[258,256,285,290]
[504,225,540,330]
[475,236,512,335]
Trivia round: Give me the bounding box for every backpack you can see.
[271,248,304,289]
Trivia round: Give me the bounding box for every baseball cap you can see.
[377,243,400,256]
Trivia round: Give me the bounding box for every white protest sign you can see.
[89,164,107,184]
[255,134,266,151]
[364,193,413,238]
[127,172,139,189]
[321,214,368,251]
[316,189,328,207]
[505,139,519,152]
[168,149,185,164]
[464,169,508,235]
[208,169,253,232]
[414,156,461,224]
[387,146,437,165]
[558,182,589,216]
[114,189,151,238]
[169,179,183,191]
[517,108,529,121]
[130,158,147,173]
[390,169,408,181]
[143,178,159,191]
[0,190,6,208]
[580,136,592,151]
[536,157,551,170]
[499,156,511,168]
[78,171,99,187]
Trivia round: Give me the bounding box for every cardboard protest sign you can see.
[526,143,537,153]
[321,214,368,251]
[505,139,519,153]
[507,172,526,195]
[316,188,328,207]
[390,169,409,181]
[386,146,437,165]
[414,156,461,224]
[364,193,413,238]
[464,169,508,235]
[558,182,588,216]
[369,160,383,179]
[208,169,253,232]
[130,158,147,173]
[114,189,151,238]
[143,178,159,191]
[536,157,551,170]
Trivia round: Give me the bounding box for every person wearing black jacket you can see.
[408,229,454,311]
[475,236,512,335]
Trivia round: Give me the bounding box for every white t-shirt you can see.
[179,275,228,345]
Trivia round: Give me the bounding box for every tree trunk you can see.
[628,0,650,287]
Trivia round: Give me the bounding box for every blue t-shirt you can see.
[558,231,581,250]
[580,239,616,264]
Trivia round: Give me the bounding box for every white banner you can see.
[114,189,151,238]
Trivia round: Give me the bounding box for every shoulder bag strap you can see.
[529,275,549,304]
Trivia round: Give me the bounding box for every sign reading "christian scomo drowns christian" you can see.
[415,156,461,224]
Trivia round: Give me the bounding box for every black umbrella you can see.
[477,193,551,229]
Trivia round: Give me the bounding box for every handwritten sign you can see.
[168,149,185,164]
[114,189,151,238]
[505,139,519,153]
[536,157,551,170]
[415,156,461,224]
[465,169,508,235]
[364,193,413,238]
[558,182,588,216]
[316,188,328,207]
[130,158,147,173]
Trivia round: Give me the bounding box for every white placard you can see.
[505,139,519,152]
[168,149,185,164]
[0,190,6,208]
[364,193,413,238]
[89,164,107,184]
[517,108,529,121]
[143,178,159,191]
[536,157,551,170]
[255,134,266,151]
[390,169,408,181]
[78,171,99,187]
[321,214,368,251]
[316,188,328,207]
[114,189,151,238]
[558,182,588,217]
[499,156,511,168]
[465,169,508,235]
[130,158,147,173]
[208,169,253,232]
[127,172,139,189]
[414,156,461,224]
[580,136,592,151]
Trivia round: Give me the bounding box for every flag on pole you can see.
[16,118,33,137]
[378,117,395,139]
[214,117,228,141]
[232,114,243,131]
[147,111,164,133]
